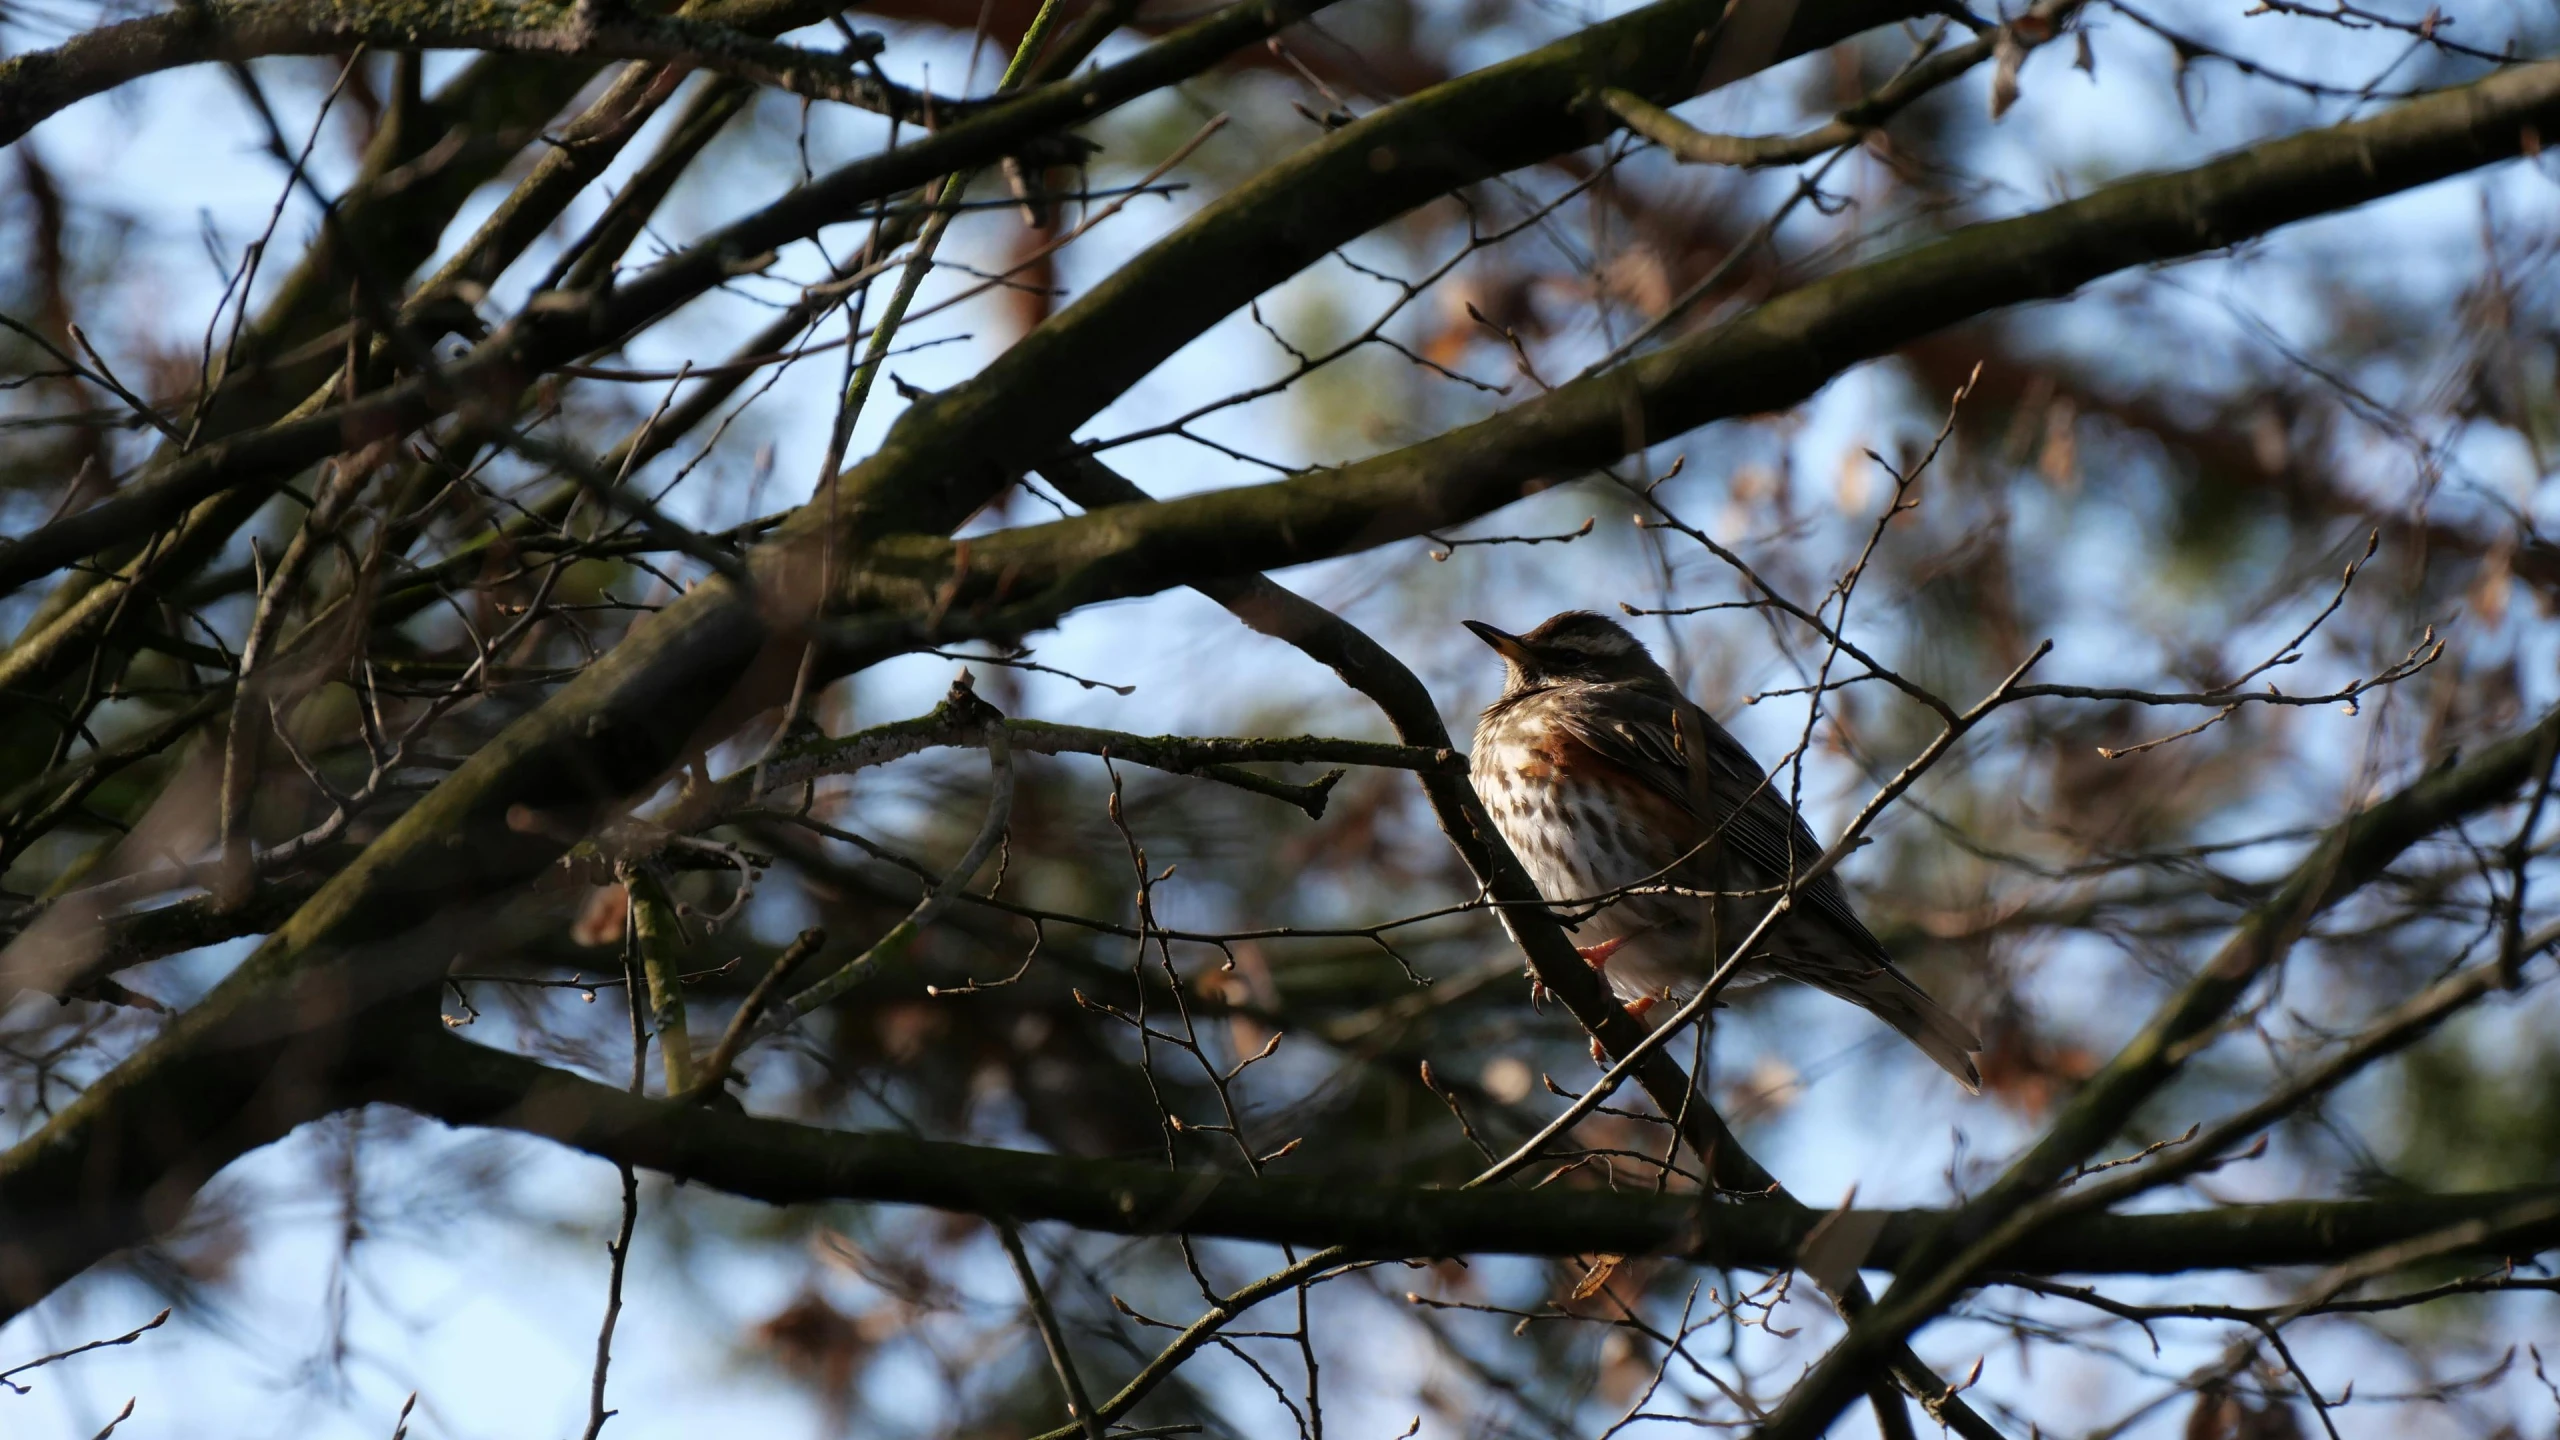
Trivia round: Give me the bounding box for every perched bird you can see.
[1466,611,1981,1090]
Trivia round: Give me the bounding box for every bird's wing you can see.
[1552,683,1889,961]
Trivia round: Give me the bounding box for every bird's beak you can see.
[1463,620,1536,666]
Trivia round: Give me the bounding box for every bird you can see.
[1465,610,1981,1091]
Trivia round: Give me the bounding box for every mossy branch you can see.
[625,871,695,1093]
[844,57,2560,647]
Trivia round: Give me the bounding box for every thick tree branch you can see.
[0,0,1891,608]
[792,0,1934,549]
[0,0,899,146]
[374,1029,2560,1278]
[845,57,2560,642]
[0,0,1896,602]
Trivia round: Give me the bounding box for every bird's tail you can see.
[1830,967,1982,1093]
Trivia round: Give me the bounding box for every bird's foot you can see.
[1576,935,1629,971]
[1587,992,1664,1065]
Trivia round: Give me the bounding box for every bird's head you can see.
[1465,611,1667,692]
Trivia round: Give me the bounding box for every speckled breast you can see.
[1470,693,1677,945]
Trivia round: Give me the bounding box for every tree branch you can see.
[0,0,901,146]
[1599,23,1999,169]
[794,0,1934,549]
[373,1028,2560,1278]
[844,57,2560,645]
[1751,697,2560,1439]
[0,0,1342,601]
[695,691,1454,824]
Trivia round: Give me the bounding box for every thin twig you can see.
[687,926,826,1100]
[998,1219,1108,1440]
[0,1309,169,1394]
[759,689,1015,1029]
